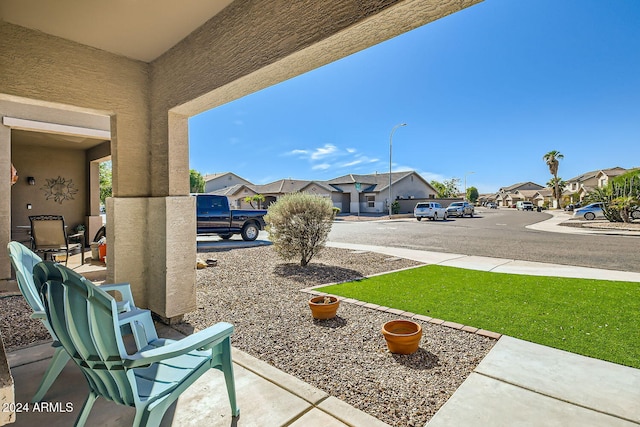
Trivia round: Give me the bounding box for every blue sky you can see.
[189,0,640,194]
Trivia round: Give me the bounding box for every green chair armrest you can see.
[100,283,135,311]
[30,311,47,320]
[124,322,233,368]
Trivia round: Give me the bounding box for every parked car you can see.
[195,194,267,240]
[516,201,534,211]
[414,202,447,221]
[486,202,497,209]
[633,207,640,220]
[573,203,604,221]
[446,201,474,218]
[564,202,582,211]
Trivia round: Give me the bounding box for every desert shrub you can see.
[586,171,640,222]
[332,207,341,217]
[265,193,334,266]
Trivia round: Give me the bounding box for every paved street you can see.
[328,209,640,273]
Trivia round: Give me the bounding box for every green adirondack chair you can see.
[7,241,157,402]
[33,261,239,427]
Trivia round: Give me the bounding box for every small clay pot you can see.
[381,319,422,354]
[308,296,340,319]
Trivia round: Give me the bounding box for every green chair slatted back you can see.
[33,261,137,405]
[34,261,239,427]
[7,241,157,403]
[7,241,46,315]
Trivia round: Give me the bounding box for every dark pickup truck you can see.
[196,194,267,241]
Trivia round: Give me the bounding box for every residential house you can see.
[252,179,337,209]
[563,167,627,201]
[220,171,437,214]
[325,171,438,214]
[494,182,544,207]
[532,188,555,207]
[209,184,260,209]
[594,167,629,189]
[203,172,252,193]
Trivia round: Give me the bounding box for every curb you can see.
[300,274,502,341]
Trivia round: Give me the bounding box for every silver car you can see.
[573,203,604,220]
[446,201,474,218]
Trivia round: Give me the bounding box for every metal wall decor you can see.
[41,176,78,204]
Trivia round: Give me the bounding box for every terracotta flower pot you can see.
[381,319,422,354]
[308,296,340,319]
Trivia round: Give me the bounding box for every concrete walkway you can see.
[6,323,389,427]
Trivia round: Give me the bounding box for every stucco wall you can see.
[0,22,150,197]
[11,144,87,233]
[392,175,436,199]
[204,174,252,193]
[0,21,154,303]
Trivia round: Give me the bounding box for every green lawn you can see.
[319,265,640,369]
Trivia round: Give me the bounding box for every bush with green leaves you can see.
[265,192,334,266]
[585,170,640,222]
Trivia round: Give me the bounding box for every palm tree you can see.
[546,177,566,201]
[543,150,564,208]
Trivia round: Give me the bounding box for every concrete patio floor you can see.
[6,323,389,427]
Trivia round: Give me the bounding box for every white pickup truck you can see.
[414,202,447,221]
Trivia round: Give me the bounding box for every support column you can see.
[107,195,196,319]
[147,196,196,320]
[0,124,11,280]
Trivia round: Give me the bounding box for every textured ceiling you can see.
[0,0,234,62]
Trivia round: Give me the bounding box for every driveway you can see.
[328,209,640,272]
[197,231,271,251]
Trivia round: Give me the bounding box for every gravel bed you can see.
[0,246,496,426]
[178,246,496,426]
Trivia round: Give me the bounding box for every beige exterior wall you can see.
[229,188,259,209]
[392,175,436,200]
[0,20,154,303]
[204,174,252,193]
[11,144,87,232]
[1,0,482,319]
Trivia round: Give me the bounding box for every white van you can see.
[516,201,534,211]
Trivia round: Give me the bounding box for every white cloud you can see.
[311,144,338,160]
[312,163,331,170]
[285,149,309,156]
[417,171,447,183]
[346,148,357,153]
[341,159,362,167]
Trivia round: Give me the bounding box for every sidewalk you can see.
[525,209,640,236]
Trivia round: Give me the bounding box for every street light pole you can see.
[389,123,407,217]
[464,171,475,200]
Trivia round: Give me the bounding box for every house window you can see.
[366,195,375,208]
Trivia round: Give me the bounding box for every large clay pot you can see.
[381,319,422,354]
[308,296,340,319]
